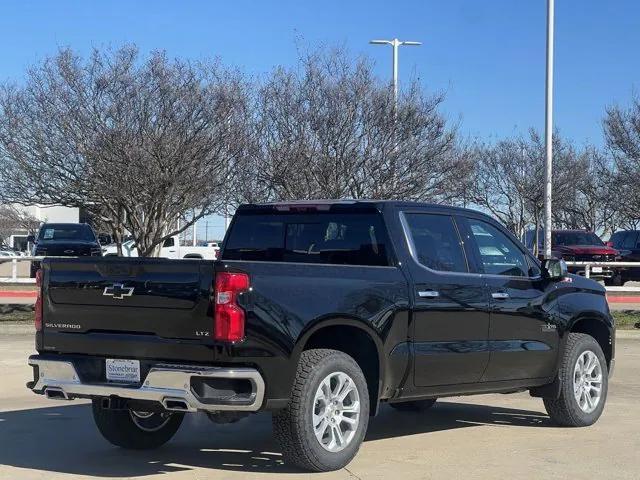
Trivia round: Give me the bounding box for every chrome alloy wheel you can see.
[129,410,173,432]
[312,371,361,452]
[573,350,603,414]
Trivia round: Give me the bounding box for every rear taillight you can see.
[35,269,43,332]
[214,272,250,342]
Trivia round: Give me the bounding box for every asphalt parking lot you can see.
[1,324,639,480]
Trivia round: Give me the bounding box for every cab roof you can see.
[237,199,484,216]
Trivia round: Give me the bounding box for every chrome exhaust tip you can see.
[44,387,70,400]
[162,397,191,412]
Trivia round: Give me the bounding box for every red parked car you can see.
[525,229,622,285]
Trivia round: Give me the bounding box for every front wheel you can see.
[543,333,608,427]
[273,349,370,472]
[91,399,184,449]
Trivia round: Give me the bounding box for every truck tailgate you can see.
[41,257,215,345]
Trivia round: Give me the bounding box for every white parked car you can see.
[102,235,218,260]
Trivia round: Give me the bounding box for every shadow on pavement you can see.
[0,400,551,476]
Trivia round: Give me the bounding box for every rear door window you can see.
[610,232,624,249]
[623,232,639,249]
[223,213,390,266]
[403,213,468,272]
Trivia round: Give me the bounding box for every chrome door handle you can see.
[491,292,510,300]
[418,290,440,298]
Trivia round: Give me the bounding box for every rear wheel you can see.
[543,333,608,427]
[273,349,369,472]
[91,399,184,449]
[389,398,437,412]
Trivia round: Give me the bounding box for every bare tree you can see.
[0,205,40,244]
[0,46,250,256]
[604,96,640,227]
[471,139,530,238]
[471,130,577,246]
[242,47,468,204]
[552,146,620,235]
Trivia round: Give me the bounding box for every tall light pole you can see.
[544,0,555,258]
[369,38,422,105]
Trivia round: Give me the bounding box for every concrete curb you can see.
[616,329,640,338]
[0,291,37,298]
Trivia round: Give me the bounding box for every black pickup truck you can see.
[28,201,615,472]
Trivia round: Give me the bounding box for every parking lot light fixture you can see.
[369,38,422,105]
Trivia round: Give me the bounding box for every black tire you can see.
[604,275,623,287]
[91,399,184,449]
[389,398,437,412]
[543,333,608,427]
[273,349,370,472]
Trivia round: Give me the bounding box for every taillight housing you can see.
[214,272,250,342]
[34,269,43,332]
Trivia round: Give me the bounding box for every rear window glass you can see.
[222,213,391,266]
[38,225,96,242]
[552,231,603,246]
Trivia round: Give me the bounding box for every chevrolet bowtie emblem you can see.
[103,283,135,300]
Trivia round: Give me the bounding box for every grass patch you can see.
[2,306,637,329]
[612,311,640,330]
[0,306,34,323]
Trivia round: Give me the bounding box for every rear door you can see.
[401,210,490,387]
[461,217,559,381]
[161,237,179,258]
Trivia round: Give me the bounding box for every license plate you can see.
[106,359,140,383]
[592,266,603,273]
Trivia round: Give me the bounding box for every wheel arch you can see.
[294,317,385,416]
[569,314,614,368]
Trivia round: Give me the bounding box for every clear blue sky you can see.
[1,0,638,238]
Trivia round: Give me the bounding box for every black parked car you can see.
[28,223,102,277]
[28,201,614,471]
[608,230,640,284]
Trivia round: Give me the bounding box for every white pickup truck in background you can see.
[102,235,219,260]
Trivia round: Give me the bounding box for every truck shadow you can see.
[0,400,551,477]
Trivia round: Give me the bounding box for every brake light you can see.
[273,203,332,212]
[35,270,43,332]
[214,272,250,342]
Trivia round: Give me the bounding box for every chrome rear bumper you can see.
[28,356,265,412]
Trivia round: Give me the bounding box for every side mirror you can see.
[543,258,568,280]
[26,235,35,243]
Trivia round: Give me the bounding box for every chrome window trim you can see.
[399,211,543,281]
[399,211,474,279]
[221,259,399,269]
